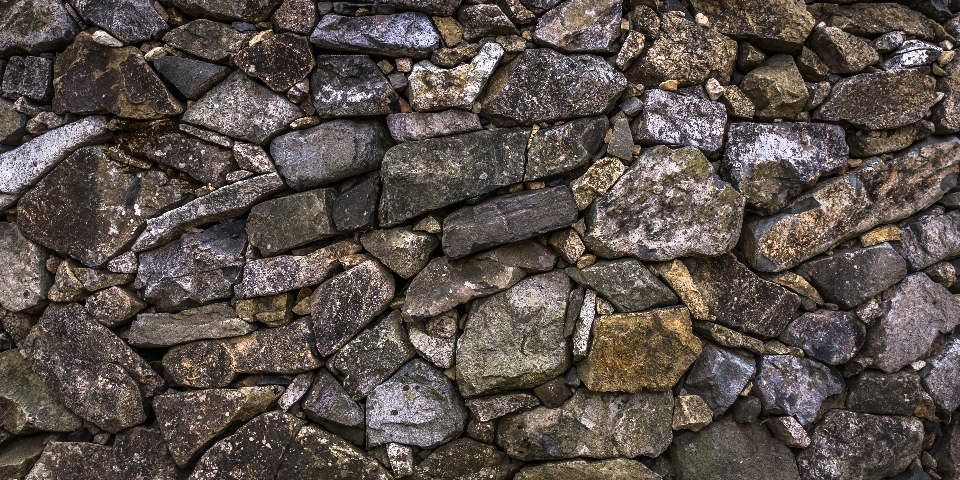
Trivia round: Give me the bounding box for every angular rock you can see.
[408,311,457,369]
[847,369,936,418]
[234,241,362,299]
[755,355,843,425]
[742,137,960,272]
[498,389,673,460]
[0,223,50,313]
[684,343,755,414]
[740,54,808,121]
[248,188,338,256]
[896,208,960,271]
[86,286,147,326]
[632,89,727,156]
[386,110,481,143]
[934,60,960,134]
[361,227,438,279]
[162,20,253,63]
[312,260,395,356]
[525,116,607,181]
[329,311,416,399]
[379,128,528,226]
[515,459,658,480]
[0,0,78,57]
[920,335,960,411]
[234,32,313,92]
[456,5,517,41]
[585,145,745,261]
[799,243,907,309]
[2,434,55,480]
[403,256,526,320]
[533,0,621,53]
[190,412,303,480]
[302,369,366,444]
[0,98,27,144]
[409,42,502,112]
[24,428,177,480]
[456,271,570,396]
[310,55,398,118]
[1,56,53,101]
[570,157,627,210]
[26,303,165,433]
[164,0,281,22]
[0,350,80,434]
[310,13,440,58]
[565,258,676,312]
[412,438,518,479]
[465,393,540,422]
[673,394,714,432]
[70,0,168,44]
[722,121,848,214]
[780,310,865,365]
[480,49,626,126]
[847,121,935,158]
[271,119,392,189]
[442,187,578,258]
[690,0,814,52]
[121,131,238,187]
[808,25,880,74]
[333,174,380,231]
[277,424,393,479]
[627,12,737,88]
[669,417,801,480]
[392,0,460,15]
[134,221,246,311]
[153,56,230,100]
[128,303,256,347]
[818,3,935,40]
[815,69,938,131]
[883,39,941,71]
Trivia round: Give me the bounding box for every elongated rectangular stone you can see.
[234,241,362,299]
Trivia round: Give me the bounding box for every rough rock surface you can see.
[633,89,727,156]
[565,258,676,312]
[799,243,907,308]
[0,222,51,312]
[0,0,78,57]
[0,349,80,434]
[815,70,940,131]
[311,55,399,118]
[690,0,814,52]
[311,260,395,356]
[627,12,737,88]
[754,355,844,425]
[669,417,801,480]
[310,13,441,58]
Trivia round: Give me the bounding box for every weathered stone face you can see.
[627,12,737,88]
[0,0,78,57]
[690,0,814,52]
[814,69,940,131]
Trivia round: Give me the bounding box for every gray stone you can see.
[0,223,50,313]
[26,303,165,433]
[367,358,467,448]
[386,110,481,143]
[277,424,394,479]
[312,260,395,356]
[408,311,457,369]
[409,42,502,112]
[742,137,960,272]
[311,55,399,118]
[190,412,303,480]
[722,121,849,214]
[817,3,935,40]
[69,0,168,44]
[847,370,936,418]
[456,5,518,41]
[799,243,908,309]
[0,99,27,144]
[248,189,338,256]
[153,56,231,100]
[379,128,528,226]
[412,438,517,479]
[796,410,923,480]
[403,256,526,320]
[234,32,314,92]
[329,311,416,399]
[585,145,745,261]
[921,335,960,411]
[85,286,147,327]
[669,417,800,480]
[1,56,53,101]
[896,207,960,271]
[481,49,626,126]
[533,0,621,53]
[565,258,676,312]
[162,20,253,63]
[0,115,111,209]
[121,131,238,187]
[780,310,866,365]
[0,0,76,56]
[361,227,438,279]
[133,220,246,312]
[883,39,942,71]
[525,116,607,181]
[128,303,256,347]
[465,393,540,422]
[310,13,440,58]
[456,271,571,396]
[442,187,579,258]
[271,119,392,189]
[690,0,814,53]
[627,12,737,88]
[755,355,844,425]
[392,0,460,15]
[0,350,80,434]
[808,25,880,75]
[164,0,282,22]
[607,116,633,161]
[632,89,727,156]
[684,343,755,415]
[740,54,809,121]
[515,458,658,480]
[847,121,935,158]
[24,428,178,480]
[234,241,361,299]
[302,369,366,444]
[815,69,939,131]
[474,240,558,272]
[332,174,379,231]
[933,60,960,134]
[498,389,673,460]
[2,434,56,480]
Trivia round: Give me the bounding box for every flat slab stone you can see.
[386,110,481,143]
[895,207,960,271]
[690,0,814,52]
[277,424,394,479]
[70,0,169,44]
[311,260,395,356]
[247,188,338,256]
[234,241,361,299]
[24,428,178,480]
[0,0,78,57]
[565,258,677,312]
[310,13,441,58]
[164,0,282,22]
[815,69,940,130]
[128,303,256,347]
[402,255,527,320]
[633,89,727,156]
[121,131,238,187]
[162,20,253,64]
[798,243,907,309]
[0,222,51,312]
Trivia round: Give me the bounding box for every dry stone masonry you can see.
[5,0,960,478]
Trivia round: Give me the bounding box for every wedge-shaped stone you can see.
[565,258,677,313]
[128,303,256,347]
[755,355,844,425]
[815,69,939,131]
[247,188,338,256]
[0,222,51,313]
[312,260,395,356]
[409,42,503,111]
[310,13,441,58]
[234,241,362,299]
[310,55,399,118]
[533,0,621,53]
[798,243,907,309]
[403,255,527,320]
[190,412,303,480]
[690,0,814,52]
[0,350,81,435]
[278,424,394,479]
[329,311,416,400]
[627,12,737,88]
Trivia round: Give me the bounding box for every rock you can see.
[409,42,502,112]
[780,310,865,365]
[465,393,540,422]
[883,39,942,71]
[742,137,960,272]
[847,121,935,158]
[407,311,457,369]
[162,20,253,63]
[69,0,168,44]
[392,0,460,15]
[190,412,303,480]
[132,173,285,251]
[847,369,935,418]
[278,424,394,479]
[722,121,848,214]
[1,56,53,101]
[580,306,701,392]
[234,241,362,299]
[333,174,380,231]
[570,157,626,210]
[329,311,416,399]
[755,355,843,425]
[627,12,737,88]
[498,389,673,460]
[673,394,713,432]
[606,116,633,161]
[0,223,50,313]
[366,358,467,448]
[163,318,321,388]
[473,240,558,272]
[128,303,256,347]
[134,221,246,311]
[689,0,814,53]
[442,187,578,258]
[26,303,164,433]
[247,188,337,256]
[412,438,517,479]
[533,0,621,53]
[796,410,923,480]
[164,0,281,22]
[121,131,238,187]
[302,369,366,443]
[311,55,399,117]
[153,386,282,467]
[0,99,27,144]
[403,256,526,320]
[53,33,180,119]
[0,0,77,57]
[85,287,147,326]
[312,260,395,356]
[632,89,728,156]
[153,56,231,100]
[920,335,960,410]
[934,60,960,134]
[455,272,570,396]
[0,349,80,434]
[2,435,55,479]
[515,458,658,480]
[818,3,935,40]
[272,0,317,34]
[18,147,187,268]
[767,416,811,449]
[525,116,607,181]
[234,33,314,92]
[182,71,302,144]
[235,293,294,327]
[361,227,438,278]
[24,428,177,480]
[271,119,392,189]
[740,54,808,121]
[480,49,626,126]
[669,417,801,480]
[896,208,960,271]
[815,69,938,131]
[386,110,481,143]
[457,5,518,41]
[565,258,675,313]
[799,243,907,309]
[684,344,754,416]
[808,25,879,75]
[310,13,440,58]
[379,128,528,226]
[584,146,745,261]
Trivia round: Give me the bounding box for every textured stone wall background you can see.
[1,0,960,478]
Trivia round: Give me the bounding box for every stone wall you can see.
[1,0,960,478]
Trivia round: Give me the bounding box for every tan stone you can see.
[580,306,702,392]
[548,229,585,263]
[650,260,711,320]
[431,16,463,48]
[673,394,713,432]
[235,292,295,327]
[761,271,824,304]
[860,224,901,247]
[692,320,766,355]
[570,157,626,210]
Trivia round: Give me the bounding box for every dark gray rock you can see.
[807,25,879,74]
[133,220,246,312]
[0,349,80,434]
[361,226,438,278]
[632,89,727,156]
[456,271,571,396]
[0,0,78,57]
[933,59,960,134]
[883,39,942,71]
[26,303,165,433]
[85,286,147,327]
[302,369,366,444]
[121,131,238,187]
[311,55,398,118]
[722,121,849,214]
[379,128,528,226]
[234,33,314,92]
[128,303,256,347]
[442,187,578,258]
[0,98,27,144]
[1,56,53,101]
[402,255,527,320]
[391,0,459,15]
[740,54,809,121]
[480,49,626,126]
[408,311,457,369]
[162,20,253,63]
[627,12,737,88]
[387,110,481,143]
[921,335,960,411]
[533,0,621,53]
[248,188,338,256]
[817,3,935,40]
[896,207,960,271]
[525,116,607,181]
[278,424,394,479]
[683,343,755,414]
[163,0,282,22]
[271,119,392,189]
[333,173,380,231]
[934,418,960,478]
[312,259,395,356]
[153,56,231,100]
[181,71,302,144]
[465,393,540,422]
[329,311,416,399]
[799,243,907,309]
[413,438,519,479]
[366,358,467,448]
[0,222,50,313]
[310,13,441,58]
[190,412,303,480]
[498,389,673,460]
[1,434,56,479]
[780,310,865,365]
[24,428,178,480]
[669,417,800,480]
[689,0,814,53]
[69,0,168,44]
[456,5,518,42]
[565,258,676,312]
[796,410,923,480]
[515,459,657,480]
[815,69,939,131]
[847,370,936,418]
[755,355,844,425]
[234,241,361,299]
